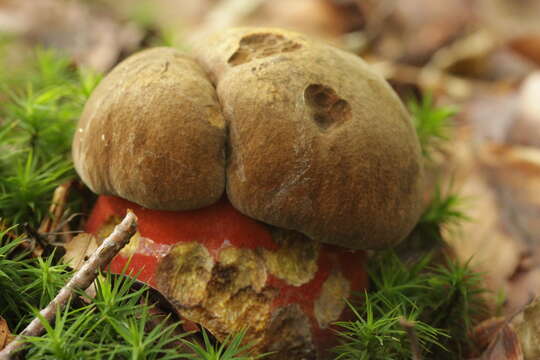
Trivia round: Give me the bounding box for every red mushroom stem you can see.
[86,195,368,358]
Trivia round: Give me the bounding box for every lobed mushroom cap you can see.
[194,27,424,249]
[72,47,226,211]
[73,28,424,250]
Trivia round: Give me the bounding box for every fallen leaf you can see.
[513,297,540,359]
[369,0,471,64]
[442,87,540,312]
[476,0,540,40]
[443,136,524,303]
[478,323,523,360]
[63,233,98,270]
[479,145,540,312]
[240,0,357,43]
[465,91,520,144]
[473,317,508,351]
[509,36,540,66]
[0,0,143,71]
[508,72,540,147]
[0,316,12,351]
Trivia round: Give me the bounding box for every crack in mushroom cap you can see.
[73,28,424,250]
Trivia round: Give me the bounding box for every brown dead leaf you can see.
[471,297,540,359]
[479,146,540,312]
[444,139,540,313]
[464,73,540,148]
[478,323,523,360]
[241,0,358,42]
[513,297,540,359]
[473,317,508,351]
[368,0,471,64]
[476,0,540,39]
[508,72,540,147]
[476,0,540,66]
[106,0,358,50]
[427,30,497,78]
[0,0,143,71]
[442,133,524,301]
[470,317,523,360]
[63,233,98,270]
[480,145,540,248]
[186,0,357,46]
[442,87,540,312]
[485,48,538,82]
[0,316,12,351]
[465,91,520,145]
[509,35,540,66]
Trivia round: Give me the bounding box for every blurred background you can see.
[1,0,540,315]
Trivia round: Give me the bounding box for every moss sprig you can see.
[0,229,70,331]
[333,295,448,360]
[409,94,457,159]
[334,251,487,359]
[22,272,188,360]
[181,329,270,360]
[0,47,101,227]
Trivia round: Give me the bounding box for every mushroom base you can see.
[85,195,368,359]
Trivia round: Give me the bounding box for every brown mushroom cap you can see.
[72,47,226,211]
[73,28,424,250]
[194,28,424,249]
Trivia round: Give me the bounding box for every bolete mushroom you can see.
[72,27,423,359]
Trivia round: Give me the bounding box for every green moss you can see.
[409,94,457,159]
[0,48,101,227]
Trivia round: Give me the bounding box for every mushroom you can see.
[73,28,423,359]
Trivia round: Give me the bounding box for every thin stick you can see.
[399,317,423,360]
[0,211,137,359]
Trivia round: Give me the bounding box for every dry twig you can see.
[0,211,137,360]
